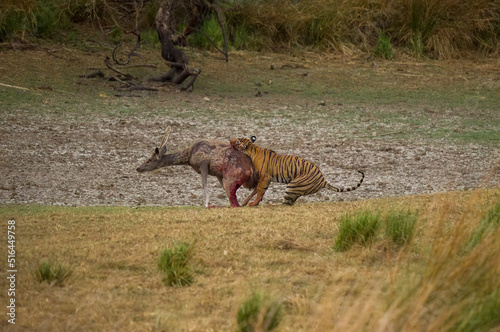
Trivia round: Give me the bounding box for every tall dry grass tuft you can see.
[393,0,500,58]
[310,194,500,331]
[226,0,384,52]
[466,199,500,250]
[383,196,500,331]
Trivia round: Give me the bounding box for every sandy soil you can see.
[0,47,499,207]
[1,109,498,208]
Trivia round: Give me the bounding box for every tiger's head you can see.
[231,136,257,152]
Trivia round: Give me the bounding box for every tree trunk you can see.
[150,0,200,91]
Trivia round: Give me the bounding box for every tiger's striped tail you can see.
[326,170,364,192]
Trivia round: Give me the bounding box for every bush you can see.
[374,32,394,59]
[334,211,381,251]
[157,241,195,287]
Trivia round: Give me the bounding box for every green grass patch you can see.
[34,261,72,286]
[334,210,381,251]
[467,199,500,250]
[140,28,161,48]
[187,14,226,51]
[374,32,394,60]
[385,209,418,245]
[0,0,71,40]
[157,241,195,287]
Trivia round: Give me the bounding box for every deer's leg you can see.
[223,178,241,207]
[216,175,224,187]
[200,161,210,208]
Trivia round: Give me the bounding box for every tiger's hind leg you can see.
[283,191,302,205]
[283,174,324,205]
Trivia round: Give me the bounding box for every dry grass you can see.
[226,0,500,58]
[1,189,499,331]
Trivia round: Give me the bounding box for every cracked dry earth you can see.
[1,103,498,208]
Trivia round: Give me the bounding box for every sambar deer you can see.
[137,128,258,207]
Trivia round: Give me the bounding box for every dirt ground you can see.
[0,44,499,207]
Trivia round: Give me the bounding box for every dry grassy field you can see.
[0,190,499,331]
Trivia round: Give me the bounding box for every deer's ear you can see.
[251,136,256,143]
[155,147,160,155]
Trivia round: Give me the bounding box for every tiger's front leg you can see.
[249,177,271,206]
[241,188,257,206]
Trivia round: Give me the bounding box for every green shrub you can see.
[0,0,71,41]
[140,28,161,48]
[374,32,394,59]
[334,211,381,251]
[236,292,283,332]
[34,261,72,286]
[31,0,62,36]
[187,14,225,50]
[385,209,418,245]
[408,0,434,58]
[157,241,195,287]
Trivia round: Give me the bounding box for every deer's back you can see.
[190,140,257,188]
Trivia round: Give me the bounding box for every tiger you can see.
[230,136,364,206]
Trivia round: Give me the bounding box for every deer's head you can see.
[136,128,171,173]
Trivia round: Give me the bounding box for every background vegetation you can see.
[1,0,499,58]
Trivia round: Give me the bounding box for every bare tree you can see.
[84,1,228,91]
[149,0,228,90]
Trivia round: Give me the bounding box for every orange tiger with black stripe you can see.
[230,136,364,206]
